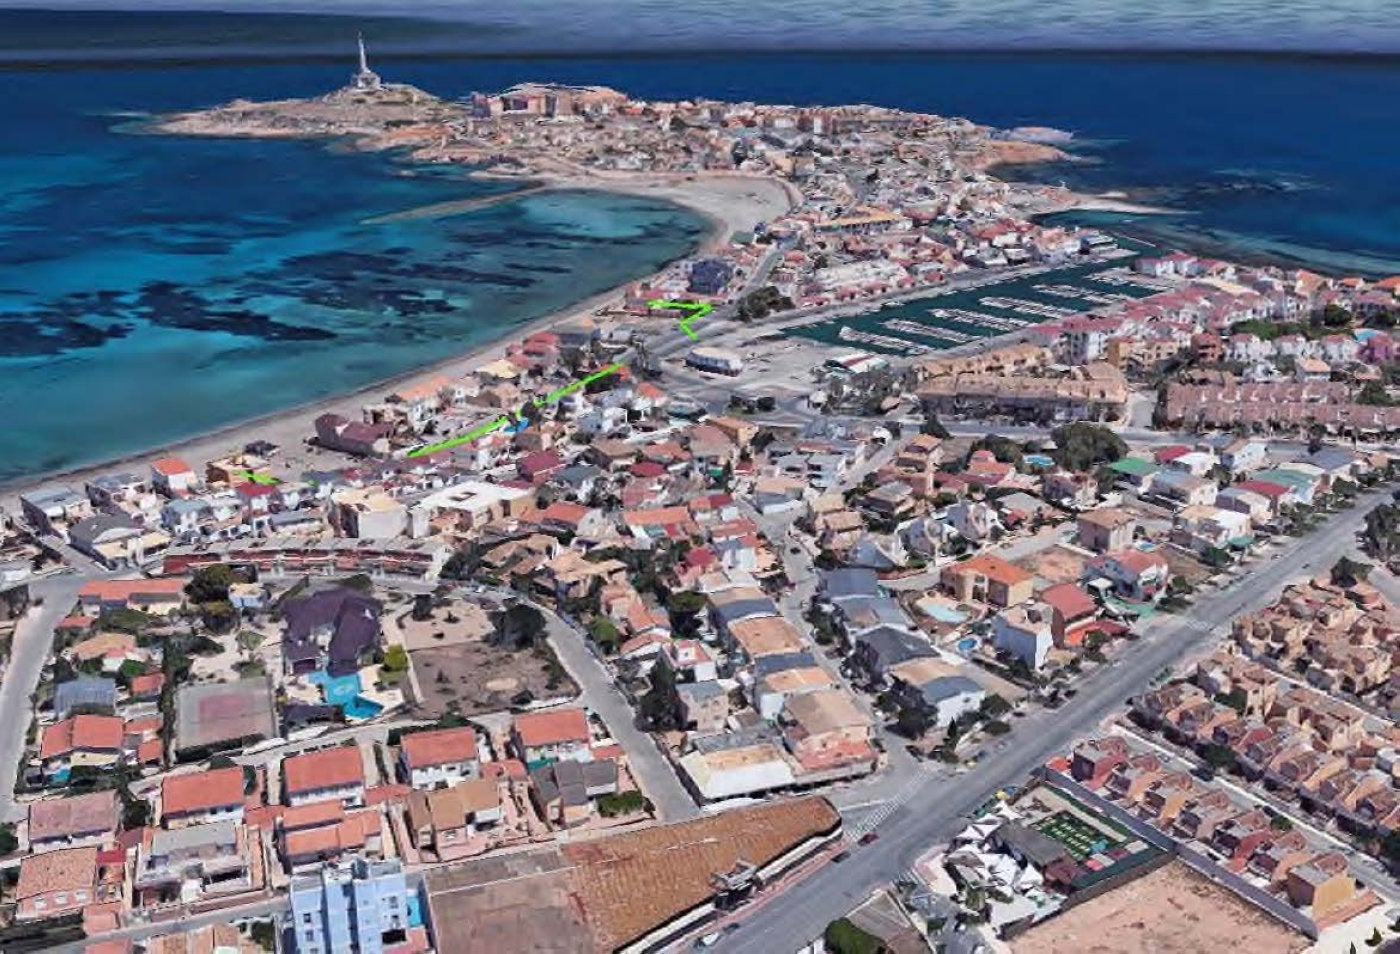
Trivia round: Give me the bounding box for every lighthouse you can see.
[352,34,382,91]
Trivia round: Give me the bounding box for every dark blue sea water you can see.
[6,42,1400,483]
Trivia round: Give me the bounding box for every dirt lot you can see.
[1019,545,1089,587]
[1010,860,1309,954]
[1159,547,1212,586]
[409,641,576,719]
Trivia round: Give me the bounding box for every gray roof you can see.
[1307,447,1356,471]
[21,486,85,510]
[834,596,908,631]
[677,681,726,702]
[713,598,779,625]
[912,675,984,706]
[53,677,118,718]
[752,651,819,677]
[530,757,618,806]
[151,819,238,856]
[856,626,934,674]
[821,568,881,601]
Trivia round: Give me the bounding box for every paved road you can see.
[716,489,1392,954]
[0,573,89,823]
[531,600,700,822]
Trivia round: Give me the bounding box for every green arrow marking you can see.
[535,362,625,407]
[646,299,713,340]
[236,470,281,486]
[406,415,511,458]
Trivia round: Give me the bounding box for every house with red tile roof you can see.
[149,457,198,497]
[1039,582,1101,647]
[161,767,246,829]
[510,708,592,766]
[1086,549,1171,604]
[76,578,186,617]
[282,746,366,808]
[14,845,99,922]
[27,790,119,853]
[40,715,124,781]
[940,553,1034,608]
[398,727,480,791]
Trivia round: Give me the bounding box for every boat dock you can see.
[838,325,935,355]
[979,296,1080,320]
[883,319,979,344]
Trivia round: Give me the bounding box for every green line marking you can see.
[535,362,625,407]
[236,470,281,486]
[406,415,510,458]
[646,299,713,340]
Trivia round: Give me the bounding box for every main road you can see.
[717,488,1392,953]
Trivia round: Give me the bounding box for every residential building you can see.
[991,602,1054,670]
[14,846,99,922]
[289,857,417,954]
[940,554,1034,608]
[399,727,480,791]
[27,791,118,853]
[161,767,247,829]
[1086,550,1170,603]
[1075,508,1136,553]
[510,708,592,766]
[887,657,985,728]
[529,758,620,827]
[405,778,504,854]
[134,822,256,907]
[283,747,366,808]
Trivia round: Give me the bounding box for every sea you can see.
[6,11,1400,483]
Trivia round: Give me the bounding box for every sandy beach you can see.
[0,172,793,509]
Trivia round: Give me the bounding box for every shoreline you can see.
[0,172,793,507]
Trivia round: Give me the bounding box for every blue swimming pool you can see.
[1024,453,1056,468]
[308,670,363,706]
[343,695,384,721]
[926,604,969,624]
[957,637,979,653]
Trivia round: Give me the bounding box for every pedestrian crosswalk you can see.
[844,762,941,840]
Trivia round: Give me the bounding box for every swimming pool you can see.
[343,695,384,721]
[308,670,362,706]
[925,604,969,624]
[1024,453,1056,468]
[957,637,979,653]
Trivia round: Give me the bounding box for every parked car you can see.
[859,832,880,845]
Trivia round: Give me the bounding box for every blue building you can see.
[289,857,419,954]
[687,258,734,295]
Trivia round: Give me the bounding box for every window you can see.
[303,912,314,924]
[305,929,317,942]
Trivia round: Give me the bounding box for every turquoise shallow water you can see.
[9,38,1400,483]
[0,66,707,483]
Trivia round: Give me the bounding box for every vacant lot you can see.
[1019,544,1090,587]
[1011,860,1308,954]
[409,641,576,719]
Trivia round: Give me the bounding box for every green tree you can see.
[1331,555,1372,588]
[186,564,238,604]
[0,823,17,855]
[493,603,547,650]
[236,630,265,659]
[823,918,887,954]
[978,694,1011,719]
[921,410,951,439]
[588,617,622,653]
[382,644,409,672]
[199,599,238,634]
[1050,422,1129,472]
[1358,381,1395,407]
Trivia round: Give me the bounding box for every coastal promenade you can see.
[0,173,793,511]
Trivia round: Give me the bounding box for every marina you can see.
[929,308,1028,331]
[787,253,1157,357]
[978,296,1080,319]
[1032,282,1134,306]
[838,325,936,355]
[883,319,979,344]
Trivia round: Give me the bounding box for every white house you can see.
[399,727,480,791]
[991,602,1054,671]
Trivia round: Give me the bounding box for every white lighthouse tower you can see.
[352,34,382,91]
